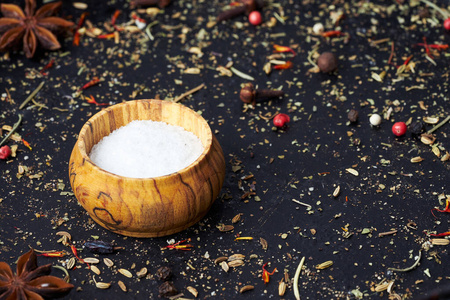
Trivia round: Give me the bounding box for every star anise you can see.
[0,248,74,299]
[0,0,74,58]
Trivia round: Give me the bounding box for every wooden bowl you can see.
[69,100,226,237]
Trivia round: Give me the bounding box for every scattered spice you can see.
[158,281,178,298]
[388,250,422,272]
[317,52,338,73]
[347,109,359,123]
[156,266,173,281]
[262,262,277,284]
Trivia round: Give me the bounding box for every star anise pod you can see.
[0,0,74,58]
[0,248,74,299]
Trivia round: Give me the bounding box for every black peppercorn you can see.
[159,281,178,298]
[409,121,424,136]
[347,109,359,123]
[156,266,173,281]
[317,52,338,73]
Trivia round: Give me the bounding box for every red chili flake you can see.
[131,12,146,29]
[70,244,89,267]
[428,231,450,237]
[273,44,296,56]
[431,199,450,218]
[85,95,107,106]
[39,59,55,75]
[262,262,277,284]
[415,43,448,50]
[22,139,32,150]
[97,33,116,39]
[273,61,293,70]
[73,12,88,46]
[163,239,193,251]
[111,10,121,26]
[80,77,100,90]
[403,55,413,65]
[321,30,344,37]
[37,251,67,258]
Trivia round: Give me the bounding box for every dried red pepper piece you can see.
[273,61,292,70]
[262,262,277,284]
[273,44,296,56]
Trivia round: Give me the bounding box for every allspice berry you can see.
[317,52,338,73]
[347,109,359,123]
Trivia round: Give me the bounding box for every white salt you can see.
[89,120,204,178]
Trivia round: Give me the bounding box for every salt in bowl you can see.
[69,99,226,237]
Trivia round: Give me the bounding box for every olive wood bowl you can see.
[69,99,226,237]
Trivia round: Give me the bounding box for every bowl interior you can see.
[78,100,212,177]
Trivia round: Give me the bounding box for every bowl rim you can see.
[76,99,213,181]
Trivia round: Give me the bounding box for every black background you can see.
[1,0,449,299]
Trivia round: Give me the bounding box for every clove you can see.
[131,0,171,8]
[240,83,284,106]
[217,0,264,22]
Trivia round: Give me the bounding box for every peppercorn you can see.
[158,281,178,298]
[409,121,424,136]
[273,113,290,128]
[317,52,338,73]
[347,109,359,123]
[0,145,11,160]
[156,266,173,281]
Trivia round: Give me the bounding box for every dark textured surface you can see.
[1,0,449,299]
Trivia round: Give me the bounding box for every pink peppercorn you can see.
[273,113,290,128]
[0,145,12,160]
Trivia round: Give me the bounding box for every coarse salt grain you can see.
[89,120,204,178]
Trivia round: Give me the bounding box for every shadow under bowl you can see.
[69,99,226,237]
